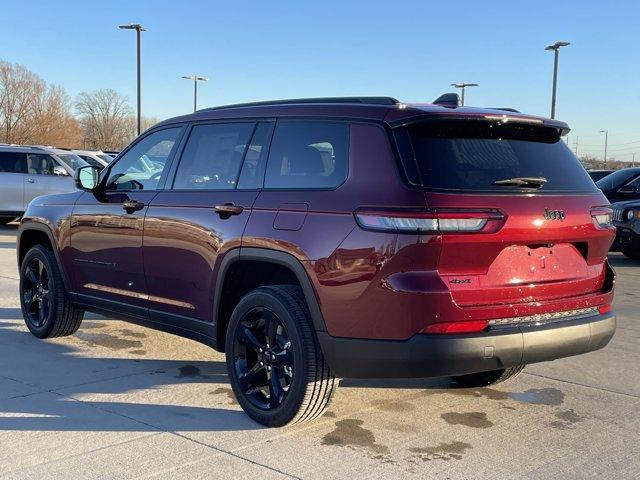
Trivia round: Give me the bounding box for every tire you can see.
[450,365,525,388]
[622,249,640,260]
[19,245,84,338]
[225,285,336,427]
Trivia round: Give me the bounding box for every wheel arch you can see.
[17,223,70,291]
[214,247,326,351]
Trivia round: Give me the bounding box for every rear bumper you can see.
[318,312,616,379]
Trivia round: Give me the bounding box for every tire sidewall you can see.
[225,288,310,426]
[20,246,59,338]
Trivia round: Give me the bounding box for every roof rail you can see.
[490,107,521,113]
[201,96,401,111]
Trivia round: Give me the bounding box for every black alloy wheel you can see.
[22,257,52,328]
[232,307,294,410]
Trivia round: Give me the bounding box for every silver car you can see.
[0,145,85,224]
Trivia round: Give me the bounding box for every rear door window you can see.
[0,152,27,174]
[264,121,349,189]
[398,120,598,193]
[173,122,255,190]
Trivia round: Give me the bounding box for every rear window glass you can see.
[595,168,640,191]
[399,121,598,193]
[265,121,348,189]
[0,152,27,173]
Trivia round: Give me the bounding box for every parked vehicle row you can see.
[17,95,617,426]
[0,145,117,224]
[611,199,640,259]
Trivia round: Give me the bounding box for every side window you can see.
[106,127,182,191]
[264,121,349,189]
[237,122,274,189]
[0,152,27,173]
[26,154,56,175]
[173,122,254,190]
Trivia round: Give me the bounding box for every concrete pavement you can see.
[0,223,638,479]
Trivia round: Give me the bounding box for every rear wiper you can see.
[492,176,547,188]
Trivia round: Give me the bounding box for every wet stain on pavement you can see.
[441,411,493,429]
[448,388,510,401]
[117,328,147,339]
[324,411,337,418]
[75,332,143,351]
[210,387,237,404]
[372,399,416,413]
[130,350,147,356]
[549,409,584,430]
[176,365,201,378]
[322,419,389,454]
[409,441,472,461]
[511,388,565,406]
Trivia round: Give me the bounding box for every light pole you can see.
[545,41,570,119]
[182,75,209,112]
[119,23,146,136]
[600,130,609,169]
[450,83,478,106]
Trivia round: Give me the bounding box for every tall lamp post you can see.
[545,41,570,119]
[119,23,146,136]
[450,83,478,106]
[181,75,209,112]
[600,130,609,169]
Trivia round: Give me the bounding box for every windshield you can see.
[97,154,113,163]
[55,153,88,171]
[595,168,640,191]
[398,120,598,193]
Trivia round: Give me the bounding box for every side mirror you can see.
[75,165,101,191]
[618,184,639,196]
[53,165,68,176]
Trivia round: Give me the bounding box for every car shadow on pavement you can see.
[608,254,640,267]
[0,308,260,432]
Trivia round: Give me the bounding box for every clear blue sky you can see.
[1,0,638,161]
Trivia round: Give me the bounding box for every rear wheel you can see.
[451,365,525,388]
[622,249,640,260]
[225,285,336,427]
[20,245,84,338]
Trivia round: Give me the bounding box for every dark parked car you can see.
[587,169,614,182]
[611,200,640,259]
[595,167,640,203]
[17,96,617,427]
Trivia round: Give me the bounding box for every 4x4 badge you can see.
[544,208,566,221]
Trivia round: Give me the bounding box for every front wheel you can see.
[20,245,84,338]
[225,285,336,427]
[450,365,525,388]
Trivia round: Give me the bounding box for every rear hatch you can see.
[395,117,615,307]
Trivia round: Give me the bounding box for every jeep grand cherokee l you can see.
[17,96,616,427]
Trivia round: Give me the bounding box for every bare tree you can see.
[0,60,81,146]
[75,89,133,149]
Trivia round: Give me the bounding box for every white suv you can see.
[0,145,84,224]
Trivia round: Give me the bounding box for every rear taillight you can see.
[422,320,489,334]
[591,206,614,229]
[354,208,506,234]
[598,304,612,315]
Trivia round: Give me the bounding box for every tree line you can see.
[0,60,158,150]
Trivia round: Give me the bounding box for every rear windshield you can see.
[595,168,640,191]
[397,120,598,193]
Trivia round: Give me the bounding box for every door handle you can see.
[26,178,35,183]
[122,200,145,214]
[214,203,244,218]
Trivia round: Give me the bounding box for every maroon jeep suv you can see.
[17,96,616,427]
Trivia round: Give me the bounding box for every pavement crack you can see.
[523,372,640,399]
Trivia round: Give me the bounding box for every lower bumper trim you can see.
[318,313,616,379]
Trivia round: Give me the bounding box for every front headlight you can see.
[627,209,636,221]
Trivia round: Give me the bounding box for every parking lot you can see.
[0,223,638,480]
